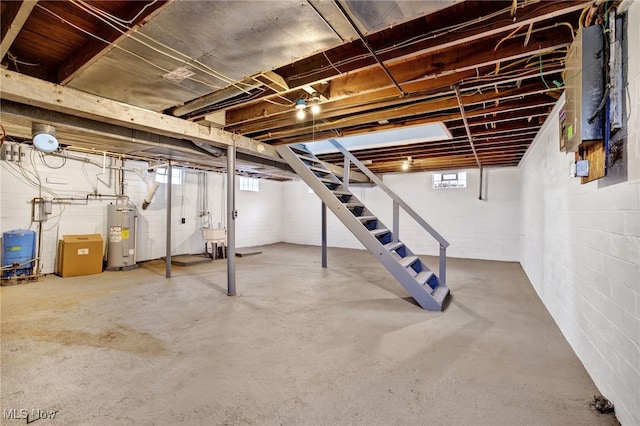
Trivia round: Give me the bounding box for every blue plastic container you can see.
[2,229,36,277]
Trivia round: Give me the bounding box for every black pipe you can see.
[333,0,407,97]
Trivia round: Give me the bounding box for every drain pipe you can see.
[453,85,483,200]
[333,0,407,98]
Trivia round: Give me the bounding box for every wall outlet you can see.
[181,218,186,224]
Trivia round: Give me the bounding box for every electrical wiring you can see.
[96,0,159,25]
[81,161,98,192]
[75,0,246,88]
[36,4,218,95]
[38,151,67,169]
[71,0,255,95]
[7,52,40,67]
[287,2,557,84]
[539,52,551,89]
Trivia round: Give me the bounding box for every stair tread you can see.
[370,228,390,237]
[319,177,336,183]
[290,145,311,154]
[357,215,377,222]
[384,241,404,252]
[416,270,434,286]
[331,189,352,196]
[399,256,419,268]
[431,285,449,305]
[309,165,331,174]
[344,202,364,208]
[297,154,320,163]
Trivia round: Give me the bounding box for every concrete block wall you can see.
[282,167,521,261]
[519,5,640,422]
[0,150,283,273]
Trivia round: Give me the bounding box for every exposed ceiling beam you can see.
[0,0,38,60]
[0,75,369,183]
[226,62,563,129]
[258,83,553,142]
[275,1,587,89]
[225,31,570,130]
[0,69,280,160]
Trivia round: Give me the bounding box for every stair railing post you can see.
[392,200,399,243]
[439,244,446,285]
[343,155,350,191]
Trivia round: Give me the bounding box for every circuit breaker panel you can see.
[562,24,604,152]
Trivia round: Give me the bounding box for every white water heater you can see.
[106,204,137,270]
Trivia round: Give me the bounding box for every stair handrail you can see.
[328,139,450,283]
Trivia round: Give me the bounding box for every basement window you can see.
[433,172,466,189]
[239,176,260,192]
[155,167,182,185]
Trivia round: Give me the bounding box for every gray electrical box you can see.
[562,24,605,152]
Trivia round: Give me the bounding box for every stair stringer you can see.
[277,144,446,311]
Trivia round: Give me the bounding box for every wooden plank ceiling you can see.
[1,0,597,176]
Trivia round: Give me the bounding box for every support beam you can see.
[166,162,172,278]
[274,1,588,88]
[0,0,38,60]
[226,145,236,296]
[321,202,327,268]
[0,70,279,160]
[260,84,553,142]
[0,71,367,182]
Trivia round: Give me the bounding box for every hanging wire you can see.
[70,0,254,93]
[37,4,217,94]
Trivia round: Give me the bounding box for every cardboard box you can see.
[57,234,104,278]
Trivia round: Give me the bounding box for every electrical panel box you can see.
[562,24,604,152]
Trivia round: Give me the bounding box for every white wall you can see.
[519,6,640,423]
[282,167,521,261]
[0,149,282,273]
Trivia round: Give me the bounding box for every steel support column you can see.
[321,201,327,268]
[226,145,236,296]
[165,162,172,278]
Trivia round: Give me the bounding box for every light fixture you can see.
[294,93,322,119]
[32,123,59,153]
[295,98,307,120]
[401,156,412,171]
[309,92,321,115]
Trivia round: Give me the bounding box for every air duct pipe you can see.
[142,181,161,210]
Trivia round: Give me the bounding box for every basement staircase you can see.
[277,140,450,311]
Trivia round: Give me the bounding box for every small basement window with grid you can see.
[433,171,466,189]
[239,176,260,192]
[155,167,183,185]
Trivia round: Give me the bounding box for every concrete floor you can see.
[1,243,618,425]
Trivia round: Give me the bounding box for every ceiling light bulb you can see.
[296,109,306,120]
[310,103,320,115]
[402,161,409,171]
